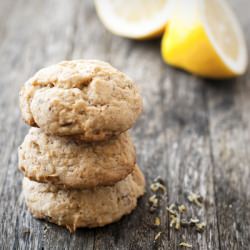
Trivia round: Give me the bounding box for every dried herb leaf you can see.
[195,222,206,232]
[154,217,161,226]
[154,232,162,241]
[169,213,180,230]
[149,195,159,207]
[166,203,178,216]
[190,218,200,225]
[179,242,192,248]
[150,182,166,193]
[187,192,203,207]
[178,204,187,213]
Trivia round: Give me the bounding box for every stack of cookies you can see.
[18,60,145,232]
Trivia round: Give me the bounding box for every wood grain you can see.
[0,0,249,249]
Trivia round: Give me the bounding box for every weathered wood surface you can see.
[0,0,250,249]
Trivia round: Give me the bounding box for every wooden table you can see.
[0,0,250,249]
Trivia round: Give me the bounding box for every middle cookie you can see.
[19,128,136,189]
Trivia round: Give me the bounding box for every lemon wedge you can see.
[94,0,174,39]
[161,0,248,78]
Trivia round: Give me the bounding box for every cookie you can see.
[23,165,145,231]
[19,128,136,189]
[19,60,142,141]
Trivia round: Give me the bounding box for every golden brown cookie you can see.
[19,128,136,189]
[22,165,145,231]
[19,60,142,141]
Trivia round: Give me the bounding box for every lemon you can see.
[94,0,174,40]
[161,0,248,78]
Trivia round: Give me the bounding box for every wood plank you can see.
[208,79,250,249]
[0,0,17,45]
[205,1,250,249]
[206,77,250,250]
[161,71,220,250]
[0,0,95,249]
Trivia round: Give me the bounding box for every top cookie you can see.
[19,60,142,141]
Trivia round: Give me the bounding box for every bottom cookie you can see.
[23,165,145,232]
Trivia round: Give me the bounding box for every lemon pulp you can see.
[161,0,247,78]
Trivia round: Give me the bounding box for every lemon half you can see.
[94,0,174,40]
[161,0,248,78]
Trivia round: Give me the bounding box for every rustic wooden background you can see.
[0,0,250,249]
